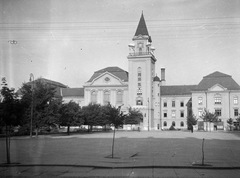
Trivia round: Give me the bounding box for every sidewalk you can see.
[1,131,240,177]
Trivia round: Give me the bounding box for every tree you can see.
[187,109,198,130]
[102,104,126,158]
[81,103,102,132]
[227,118,234,131]
[59,101,83,135]
[0,78,23,163]
[20,80,57,136]
[125,107,143,130]
[200,109,218,131]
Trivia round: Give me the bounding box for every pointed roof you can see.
[87,67,128,82]
[134,12,149,37]
[194,71,240,91]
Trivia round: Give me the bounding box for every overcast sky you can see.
[1,0,240,89]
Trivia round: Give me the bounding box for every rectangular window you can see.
[172,111,176,118]
[180,111,184,118]
[172,100,175,107]
[198,97,203,105]
[180,101,184,107]
[234,109,239,117]
[164,101,167,107]
[234,97,238,105]
[116,91,123,104]
[164,112,167,118]
[214,97,221,104]
[215,109,222,116]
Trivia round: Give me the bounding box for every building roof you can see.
[22,77,68,98]
[61,88,84,97]
[161,85,197,96]
[87,66,128,82]
[153,76,161,82]
[194,71,240,91]
[134,13,149,37]
[27,78,68,88]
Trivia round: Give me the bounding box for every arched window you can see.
[172,121,175,127]
[180,121,184,127]
[103,90,110,105]
[164,121,167,127]
[234,96,238,105]
[91,91,97,104]
[214,94,222,104]
[116,90,123,104]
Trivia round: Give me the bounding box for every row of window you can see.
[198,108,239,117]
[163,100,184,108]
[91,90,123,105]
[163,110,185,118]
[198,96,239,105]
[163,121,185,127]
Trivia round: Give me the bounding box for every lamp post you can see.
[29,73,34,137]
[148,98,149,131]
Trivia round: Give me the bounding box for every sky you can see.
[1,0,240,89]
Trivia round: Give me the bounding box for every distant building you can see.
[61,13,240,131]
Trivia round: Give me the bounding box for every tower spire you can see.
[134,12,149,37]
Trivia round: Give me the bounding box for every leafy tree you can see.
[59,101,83,135]
[227,118,234,131]
[102,104,126,158]
[0,78,23,163]
[81,103,102,132]
[200,109,218,131]
[20,80,57,136]
[103,104,125,128]
[187,113,197,129]
[125,107,143,130]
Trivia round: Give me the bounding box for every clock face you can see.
[105,77,110,82]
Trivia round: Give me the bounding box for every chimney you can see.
[161,68,166,85]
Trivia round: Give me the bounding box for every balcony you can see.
[128,52,153,56]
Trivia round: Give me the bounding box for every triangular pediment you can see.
[208,84,227,91]
[89,72,124,86]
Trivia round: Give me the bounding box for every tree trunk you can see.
[67,125,70,135]
[111,127,116,158]
[5,125,10,164]
[35,127,38,137]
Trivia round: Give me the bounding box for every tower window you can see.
[136,97,143,105]
[172,100,175,107]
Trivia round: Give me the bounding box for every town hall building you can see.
[61,13,240,131]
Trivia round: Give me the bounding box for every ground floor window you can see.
[180,121,184,127]
[234,109,239,117]
[164,121,167,127]
[172,121,175,127]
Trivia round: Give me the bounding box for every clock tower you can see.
[127,13,157,130]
